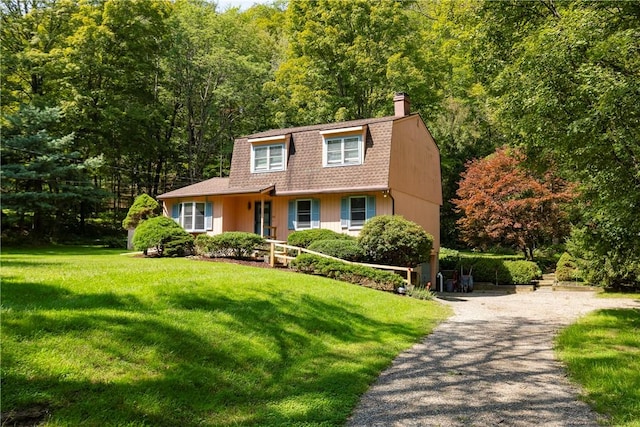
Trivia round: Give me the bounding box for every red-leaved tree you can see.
[453,147,575,259]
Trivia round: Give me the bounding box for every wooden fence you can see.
[265,239,413,285]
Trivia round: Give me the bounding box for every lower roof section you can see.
[157,177,387,200]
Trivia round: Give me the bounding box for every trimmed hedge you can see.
[195,232,265,258]
[441,254,541,284]
[556,252,582,282]
[307,239,365,262]
[133,216,194,257]
[287,229,354,248]
[290,254,404,292]
[438,247,461,270]
[504,260,542,284]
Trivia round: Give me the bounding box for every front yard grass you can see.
[1,246,451,426]
[555,308,640,427]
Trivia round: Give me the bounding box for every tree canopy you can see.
[454,147,575,259]
[1,0,638,286]
[0,105,105,236]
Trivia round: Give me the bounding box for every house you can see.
[157,93,442,284]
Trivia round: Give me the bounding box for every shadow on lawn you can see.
[0,246,124,257]
[2,280,417,426]
[0,280,140,311]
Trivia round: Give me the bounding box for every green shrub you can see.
[133,216,194,257]
[195,232,264,258]
[567,224,640,290]
[307,239,365,261]
[461,257,511,283]
[358,215,433,267]
[439,247,461,270]
[556,252,582,282]
[290,254,404,292]
[122,194,160,229]
[194,234,215,256]
[287,229,353,248]
[504,260,542,284]
[455,256,540,284]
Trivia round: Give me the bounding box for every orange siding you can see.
[387,115,442,285]
[388,116,442,206]
[270,192,392,240]
[391,189,440,252]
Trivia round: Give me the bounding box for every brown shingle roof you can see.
[158,114,421,199]
[157,177,273,199]
[228,116,408,195]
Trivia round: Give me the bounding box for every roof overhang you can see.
[247,135,287,144]
[274,186,389,196]
[157,184,275,199]
[318,126,364,136]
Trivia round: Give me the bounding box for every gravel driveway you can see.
[348,289,639,427]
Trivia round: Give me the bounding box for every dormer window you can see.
[320,126,364,167]
[248,135,287,173]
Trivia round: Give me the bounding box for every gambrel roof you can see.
[158,111,431,200]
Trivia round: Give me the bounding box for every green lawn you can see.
[555,308,640,427]
[1,246,451,426]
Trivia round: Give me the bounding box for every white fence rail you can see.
[265,239,413,285]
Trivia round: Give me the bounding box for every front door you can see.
[254,201,272,237]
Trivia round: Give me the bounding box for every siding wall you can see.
[163,193,391,241]
[391,189,440,252]
[388,116,442,206]
[387,114,442,250]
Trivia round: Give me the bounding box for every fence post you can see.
[407,268,412,286]
[270,241,275,267]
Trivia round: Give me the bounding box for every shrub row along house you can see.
[158,93,442,283]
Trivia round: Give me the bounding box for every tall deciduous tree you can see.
[454,147,575,259]
[475,1,640,285]
[0,0,78,110]
[270,0,437,125]
[57,0,173,200]
[410,0,502,247]
[163,0,278,186]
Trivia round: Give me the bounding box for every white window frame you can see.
[322,135,363,167]
[178,202,206,232]
[349,196,367,229]
[295,199,312,230]
[251,143,285,173]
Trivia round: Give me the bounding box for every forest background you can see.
[1,0,638,287]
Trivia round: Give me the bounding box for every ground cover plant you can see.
[291,253,404,292]
[555,308,640,427]
[0,246,451,426]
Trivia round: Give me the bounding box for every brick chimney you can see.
[393,92,410,117]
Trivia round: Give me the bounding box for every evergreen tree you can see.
[1,106,105,237]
